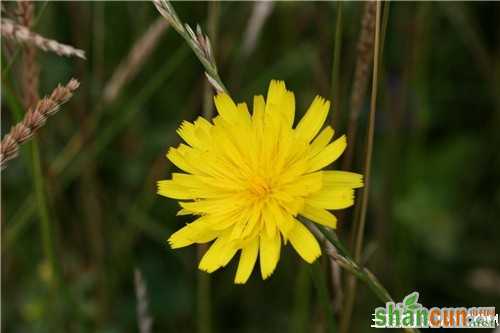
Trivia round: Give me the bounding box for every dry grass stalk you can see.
[340,3,382,332]
[103,18,168,104]
[1,18,86,59]
[329,249,344,312]
[134,269,153,333]
[241,2,274,57]
[0,79,80,170]
[17,0,39,109]
[342,1,377,171]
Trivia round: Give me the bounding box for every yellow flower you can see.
[158,80,363,284]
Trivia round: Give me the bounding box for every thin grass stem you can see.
[30,139,59,285]
[330,1,343,110]
[340,3,382,332]
[311,262,337,333]
[292,263,311,333]
[197,261,212,333]
[355,0,382,280]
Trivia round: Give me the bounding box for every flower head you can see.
[158,80,363,283]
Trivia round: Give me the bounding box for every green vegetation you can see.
[2,2,500,332]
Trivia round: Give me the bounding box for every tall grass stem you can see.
[340,2,382,332]
[330,2,343,111]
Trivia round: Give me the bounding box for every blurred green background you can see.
[2,1,500,332]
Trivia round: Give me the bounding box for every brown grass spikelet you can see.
[342,1,377,170]
[0,79,80,170]
[17,0,40,109]
[1,18,86,59]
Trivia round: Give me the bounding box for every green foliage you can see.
[2,2,500,333]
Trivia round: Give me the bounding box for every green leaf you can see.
[403,292,419,308]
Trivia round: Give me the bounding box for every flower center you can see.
[247,176,273,200]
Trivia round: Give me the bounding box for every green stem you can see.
[311,225,421,333]
[30,137,62,331]
[341,3,384,332]
[311,262,337,333]
[330,1,343,107]
[317,225,391,302]
[197,253,212,333]
[31,140,57,279]
[292,263,311,333]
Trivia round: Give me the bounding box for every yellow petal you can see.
[208,211,244,230]
[236,102,252,126]
[263,211,277,239]
[180,199,235,215]
[288,221,321,263]
[166,146,198,174]
[265,80,295,128]
[300,204,337,228]
[194,115,212,128]
[168,217,219,249]
[259,232,281,279]
[263,201,295,237]
[159,177,229,200]
[280,172,323,197]
[198,235,231,273]
[234,237,259,284]
[214,93,240,125]
[252,95,266,120]
[308,135,347,172]
[157,180,192,199]
[282,91,295,128]
[177,121,199,148]
[323,170,363,189]
[171,174,227,195]
[193,119,213,150]
[219,243,239,267]
[309,126,334,157]
[295,96,330,143]
[230,208,252,239]
[266,80,286,107]
[307,188,354,210]
[241,201,263,238]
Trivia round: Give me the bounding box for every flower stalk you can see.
[308,224,421,333]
